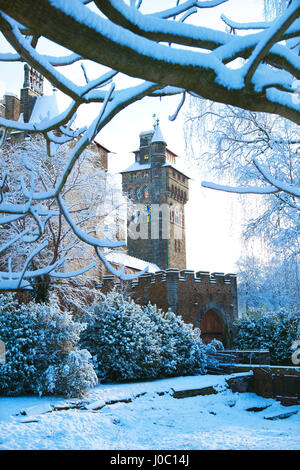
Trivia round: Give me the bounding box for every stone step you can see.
[264,410,298,420]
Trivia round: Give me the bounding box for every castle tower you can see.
[20,64,44,123]
[121,122,189,270]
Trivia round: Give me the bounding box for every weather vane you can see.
[153,113,159,129]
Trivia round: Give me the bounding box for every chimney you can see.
[3,93,20,121]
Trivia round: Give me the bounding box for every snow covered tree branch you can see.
[194,102,300,205]
[185,97,300,260]
[0,0,299,291]
[0,0,298,123]
[0,135,133,292]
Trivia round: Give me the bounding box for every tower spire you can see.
[151,122,166,145]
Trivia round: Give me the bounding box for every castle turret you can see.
[150,123,167,167]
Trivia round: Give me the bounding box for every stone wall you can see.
[101,268,238,346]
[20,87,38,123]
[233,365,300,401]
[3,94,20,121]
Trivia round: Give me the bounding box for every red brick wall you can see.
[100,269,238,340]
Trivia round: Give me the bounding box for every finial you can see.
[153,114,160,129]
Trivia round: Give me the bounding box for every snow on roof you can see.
[120,160,190,178]
[4,92,19,98]
[166,147,179,158]
[29,92,59,124]
[93,139,114,154]
[139,129,154,136]
[121,162,151,173]
[106,251,160,273]
[151,125,166,144]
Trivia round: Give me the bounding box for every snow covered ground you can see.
[0,373,299,450]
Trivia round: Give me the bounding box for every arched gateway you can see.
[196,301,231,347]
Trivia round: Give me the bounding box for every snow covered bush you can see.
[0,294,97,396]
[233,307,300,365]
[80,291,207,382]
[143,304,207,378]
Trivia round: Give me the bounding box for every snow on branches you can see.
[0,0,298,122]
[0,0,299,289]
[0,135,131,292]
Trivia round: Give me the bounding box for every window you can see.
[128,188,135,200]
[169,206,174,222]
[144,204,151,223]
[175,240,181,252]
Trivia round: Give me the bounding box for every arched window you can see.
[144,204,151,223]
[174,206,179,224]
[128,188,135,200]
[169,205,174,222]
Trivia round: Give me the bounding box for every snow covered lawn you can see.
[0,373,299,450]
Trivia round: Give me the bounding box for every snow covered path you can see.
[0,373,299,450]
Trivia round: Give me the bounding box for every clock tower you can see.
[121,122,189,271]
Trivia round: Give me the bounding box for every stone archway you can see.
[196,301,231,347]
[200,309,224,345]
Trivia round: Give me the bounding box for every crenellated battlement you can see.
[101,268,237,289]
[100,266,238,348]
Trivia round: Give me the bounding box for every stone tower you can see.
[121,122,189,270]
[20,64,44,123]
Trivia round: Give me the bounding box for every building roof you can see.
[106,251,160,273]
[29,91,59,124]
[3,92,19,98]
[121,162,151,173]
[139,129,154,136]
[151,124,166,144]
[93,139,114,154]
[26,92,112,153]
[166,147,179,159]
[120,161,190,178]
